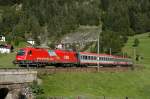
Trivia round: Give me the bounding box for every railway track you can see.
[0,66,134,74]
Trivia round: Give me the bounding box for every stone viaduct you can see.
[0,68,37,99]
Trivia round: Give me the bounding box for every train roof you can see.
[19,47,131,59]
[19,47,76,52]
[79,52,129,59]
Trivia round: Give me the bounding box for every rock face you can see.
[61,26,100,44]
[61,26,102,50]
[0,84,34,99]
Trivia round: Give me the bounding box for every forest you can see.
[0,0,150,54]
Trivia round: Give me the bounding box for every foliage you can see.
[0,0,150,53]
[123,32,150,64]
[132,38,140,47]
[98,31,124,54]
[100,0,150,53]
[148,33,150,38]
[0,0,101,46]
[30,81,44,95]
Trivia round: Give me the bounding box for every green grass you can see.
[0,53,17,68]
[0,41,29,68]
[41,71,150,98]
[123,32,150,65]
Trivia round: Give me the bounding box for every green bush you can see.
[30,81,44,95]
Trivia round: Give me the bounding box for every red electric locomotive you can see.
[14,47,78,66]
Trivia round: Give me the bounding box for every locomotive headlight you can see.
[57,56,60,59]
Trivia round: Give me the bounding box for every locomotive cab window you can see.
[17,49,25,56]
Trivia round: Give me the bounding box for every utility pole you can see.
[109,48,112,55]
[97,31,100,69]
[133,32,136,64]
[133,47,136,64]
[97,23,102,72]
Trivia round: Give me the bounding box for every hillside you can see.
[0,0,150,53]
[123,32,150,65]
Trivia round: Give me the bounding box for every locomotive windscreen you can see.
[17,49,25,56]
[48,50,57,56]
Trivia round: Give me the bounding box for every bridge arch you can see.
[0,88,9,99]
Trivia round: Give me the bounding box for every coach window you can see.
[82,56,84,60]
[80,56,83,59]
[84,56,86,60]
[103,57,105,61]
[93,56,95,60]
[105,57,107,61]
[106,57,108,61]
[85,56,87,60]
[90,56,92,60]
[102,57,104,61]
[93,56,96,60]
[107,58,109,61]
[89,56,91,60]
[82,56,85,60]
[99,57,101,61]
[88,56,91,60]
[110,58,112,61]
[92,56,94,60]
[87,56,90,60]
[91,56,93,60]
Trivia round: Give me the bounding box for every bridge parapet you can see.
[0,69,37,84]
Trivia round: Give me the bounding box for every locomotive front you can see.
[13,48,28,65]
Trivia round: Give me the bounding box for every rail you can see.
[0,66,134,73]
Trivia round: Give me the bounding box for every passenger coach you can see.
[78,52,133,66]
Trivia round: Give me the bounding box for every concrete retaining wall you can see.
[0,69,37,84]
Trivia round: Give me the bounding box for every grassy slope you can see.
[123,32,150,65]
[0,42,29,68]
[41,71,150,98]
[41,33,150,98]
[0,53,16,68]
